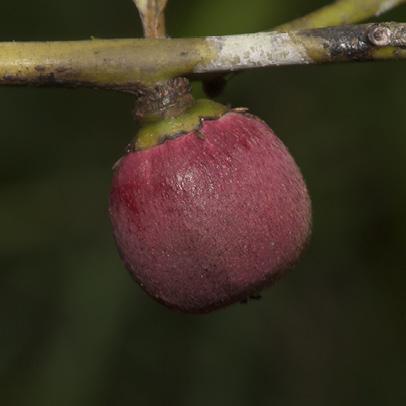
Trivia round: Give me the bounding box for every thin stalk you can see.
[133,0,168,38]
[274,0,406,31]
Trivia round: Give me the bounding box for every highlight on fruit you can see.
[109,78,312,314]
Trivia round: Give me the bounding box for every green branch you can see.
[1,23,406,94]
[274,0,406,31]
[1,0,406,93]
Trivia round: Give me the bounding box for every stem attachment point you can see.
[133,77,194,124]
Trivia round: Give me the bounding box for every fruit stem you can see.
[132,77,194,124]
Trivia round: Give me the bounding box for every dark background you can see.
[1,1,405,405]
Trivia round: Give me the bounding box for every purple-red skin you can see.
[109,112,312,313]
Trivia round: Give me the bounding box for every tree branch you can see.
[274,0,406,31]
[0,0,405,94]
[133,0,168,38]
[1,23,405,94]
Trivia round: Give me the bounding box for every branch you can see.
[1,23,405,94]
[274,0,406,31]
[133,0,168,38]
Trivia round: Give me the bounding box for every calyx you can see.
[130,98,229,151]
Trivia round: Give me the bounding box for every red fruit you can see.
[109,100,312,313]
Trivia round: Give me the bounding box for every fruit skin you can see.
[109,108,312,313]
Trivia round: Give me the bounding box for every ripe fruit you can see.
[109,99,312,313]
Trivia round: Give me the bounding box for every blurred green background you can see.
[1,1,405,405]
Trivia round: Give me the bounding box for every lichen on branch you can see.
[1,22,406,94]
